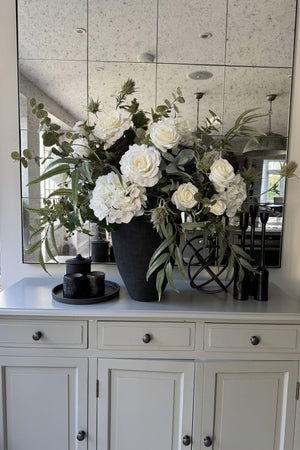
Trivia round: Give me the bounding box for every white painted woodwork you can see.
[197,361,298,450]
[204,323,300,353]
[0,356,88,450]
[97,359,194,450]
[97,321,195,350]
[0,319,87,348]
[0,278,300,450]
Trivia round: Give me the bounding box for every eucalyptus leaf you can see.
[27,164,70,185]
[232,244,253,260]
[71,170,80,210]
[38,248,50,274]
[45,237,58,262]
[240,257,255,272]
[47,188,72,198]
[175,246,186,280]
[165,262,179,293]
[156,268,165,301]
[146,252,169,281]
[23,149,32,159]
[11,151,20,160]
[148,235,175,267]
[25,239,42,255]
[21,158,28,168]
[225,254,235,280]
[50,223,59,254]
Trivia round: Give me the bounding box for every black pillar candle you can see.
[255,211,269,301]
[91,239,109,262]
[233,212,249,300]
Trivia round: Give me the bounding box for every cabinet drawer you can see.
[204,323,300,353]
[97,322,195,351]
[0,319,87,348]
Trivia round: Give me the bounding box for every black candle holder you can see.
[248,202,259,296]
[254,211,269,301]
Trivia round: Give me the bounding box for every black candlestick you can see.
[248,202,259,295]
[255,211,269,301]
[233,212,249,300]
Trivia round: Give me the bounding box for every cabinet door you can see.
[0,356,88,450]
[97,359,194,450]
[194,361,298,450]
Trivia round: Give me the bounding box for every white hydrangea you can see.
[72,138,91,158]
[149,118,181,152]
[120,144,161,187]
[90,172,147,224]
[171,182,198,211]
[95,109,131,147]
[209,174,247,218]
[224,174,247,217]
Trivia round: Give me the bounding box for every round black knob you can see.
[182,435,191,446]
[204,436,213,447]
[76,430,86,441]
[250,335,260,346]
[32,331,42,341]
[142,333,151,344]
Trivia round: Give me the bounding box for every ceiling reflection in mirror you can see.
[17,0,297,266]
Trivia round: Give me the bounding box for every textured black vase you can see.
[111,218,165,301]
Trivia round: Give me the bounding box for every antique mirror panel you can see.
[17,0,297,266]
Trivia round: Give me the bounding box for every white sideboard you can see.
[0,277,300,450]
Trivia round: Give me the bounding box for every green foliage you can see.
[14,81,297,293]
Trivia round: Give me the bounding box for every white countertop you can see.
[0,277,299,322]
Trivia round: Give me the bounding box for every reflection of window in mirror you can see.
[261,160,285,203]
[21,106,91,263]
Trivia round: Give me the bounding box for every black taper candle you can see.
[255,211,269,301]
[248,202,259,296]
[233,212,249,300]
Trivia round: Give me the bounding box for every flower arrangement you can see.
[13,79,297,299]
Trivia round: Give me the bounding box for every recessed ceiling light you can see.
[200,32,213,39]
[75,27,87,35]
[187,71,213,80]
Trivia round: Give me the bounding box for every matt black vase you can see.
[111,217,165,301]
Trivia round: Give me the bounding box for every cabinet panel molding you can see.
[198,361,298,450]
[97,321,196,351]
[97,358,194,450]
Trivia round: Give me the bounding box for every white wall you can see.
[0,0,300,298]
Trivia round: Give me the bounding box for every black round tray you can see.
[52,280,120,305]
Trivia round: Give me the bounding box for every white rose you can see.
[225,174,247,217]
[209,158,235,192]
[171,182,198,211]
[149,118,181,152]
[209,195,227,216]
[120,144,161,187]
[72,138,91,158]
[90,172,147,224]
[95,109,131,147]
